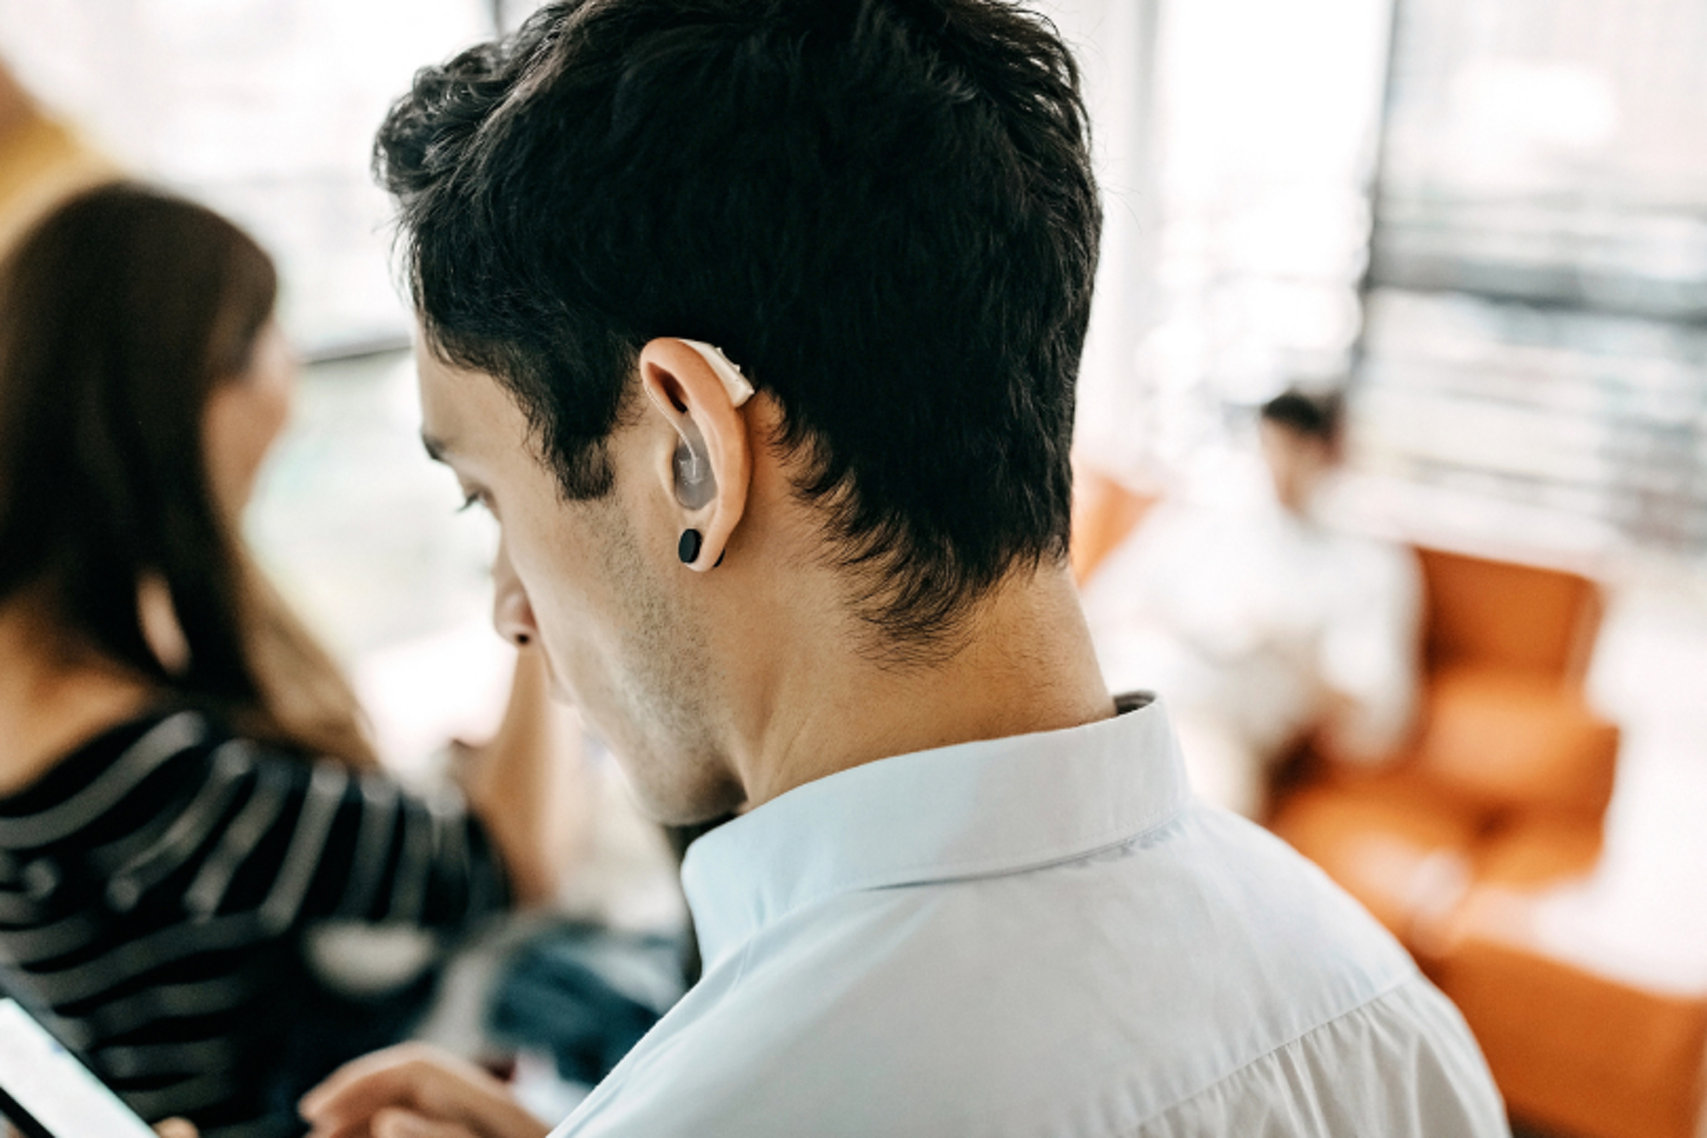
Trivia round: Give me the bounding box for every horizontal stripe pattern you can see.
[0,709,509,1134]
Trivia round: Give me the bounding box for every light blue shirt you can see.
[552,696,1507,1137]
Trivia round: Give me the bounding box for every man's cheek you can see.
[540,614,609,704]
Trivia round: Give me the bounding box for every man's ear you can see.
[637,338,754,571]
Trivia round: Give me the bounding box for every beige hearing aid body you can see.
[681,340,755,408]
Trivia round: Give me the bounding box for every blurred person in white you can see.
[0,185,579,1137]
[1081,390,1424,817]
[281,3,1505,1137]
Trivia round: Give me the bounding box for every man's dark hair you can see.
[1260,390,1343,443]
[374,0,1100,651]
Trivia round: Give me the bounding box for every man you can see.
[299,2,1505,1135]
[1080,390,1425,816]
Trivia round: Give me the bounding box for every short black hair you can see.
[1260,390,1342,442]
[374,0,1100,651]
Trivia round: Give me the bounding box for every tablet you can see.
[0,997,157,1138]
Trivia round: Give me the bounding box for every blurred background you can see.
[0,0,1702,1134]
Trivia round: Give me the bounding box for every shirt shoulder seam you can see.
[1128,968,1424,1132]
[853,795,1194,897]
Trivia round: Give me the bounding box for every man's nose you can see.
[491,541,538,648]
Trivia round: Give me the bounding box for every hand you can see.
[155,1122,199,1138]
[300,1044,551,1138]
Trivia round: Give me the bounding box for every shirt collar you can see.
[680,693,1189,972]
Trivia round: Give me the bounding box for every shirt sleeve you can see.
[157,742,511,934]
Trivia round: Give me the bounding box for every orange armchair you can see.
[1261,550,1707,1138]
[1267,549,1620,953]
[1071,468,1705,1138]
[1430,835,1707,1138]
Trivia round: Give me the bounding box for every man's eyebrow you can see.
[421,432,452,463]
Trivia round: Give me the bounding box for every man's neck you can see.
[731,565,1116,809]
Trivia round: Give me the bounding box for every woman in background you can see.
[0,184,574,1137]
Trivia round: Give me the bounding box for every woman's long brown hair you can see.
[0,183,376,767]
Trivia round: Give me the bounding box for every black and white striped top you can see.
[0,708,509,1137]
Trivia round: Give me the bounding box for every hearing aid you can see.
[670,341,753,511]
[672,342,753,565]
[681,340,755,408]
